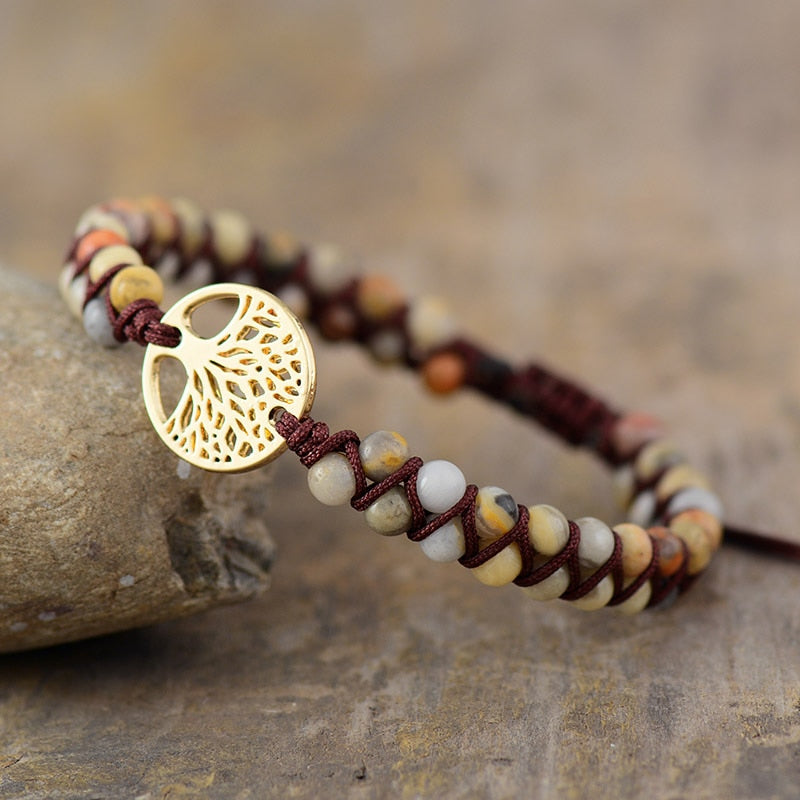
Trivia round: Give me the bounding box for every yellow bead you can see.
[613,522,654,578]
[210,209,253,266]
[570,575,614,611]
[475,486,518,541]
[139,194,178,245]
[88,244,143,283]
[109,265,164,312]
[519,562,570,601]
[615,579,652,615]
[527,504,570,556]
[471,543,522,587]
[669,511,718,575]
[172,196,206,257]
[356,274,405,321]
[656,465,711,502]
[634,439,685,482]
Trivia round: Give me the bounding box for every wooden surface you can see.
[1,1,800,798]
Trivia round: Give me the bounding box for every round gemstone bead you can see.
[306,243,351,294]
[265,231,301,268]
[570,575,614,611]
[109,265,164,312]
[307,452,356,506]
[359,430,410,481]
[368,330,405,363]
[612,464,636,508]
[669,514,714,575]
[75,207,128,239]
[65,272,89,319]
[527,504,570,556]
[356,274,405,321]
[613,523,654,578]
[75,229,127,266]
[82,296,119,348]
[416,460,466,514]
[88,244,143,283]
[420,519,465,562]
[671,508,723,550]
[475,486,518,540]
[615,579,652,615]
[364,486,412,536]
[172,196,206,258]
[628,490,657,527]
[519,563,570,601]
[422,352,467,395]
[210,209,253,266]
[666,487,724,521]
[610,412,665,460]
[406,296,457,352]
[634,439,685,482]
[139,195,178,246]
[471,543,522,587]
[655,465,711,502]
[649,526,685,577]
[575,517,615,570]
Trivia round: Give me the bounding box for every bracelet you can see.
[59,195,728,615]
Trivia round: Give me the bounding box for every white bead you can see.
[420,519,465,562]
[666,487,724,520]
[172,196,206,257]
[628,490,657,527]
[82,296,119,348]
[307,452,356,506]
[306,243,352,294]
[519,565,570,601]
[570,575,615,611]
[406,296,458,352]
[88,244,143,283]
[416,460,466,513]
[58,263,76,304]
[210,209,252,266]
[612,464,635,507]
[615,580,652,615]
[575,516,615,570]
[75,207,128,239]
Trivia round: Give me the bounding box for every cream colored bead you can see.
[58,263,76,305]
[420,519,465,563]
[307,452,356,506]
[575,517,615,570]
[635,439,685,482]
[475,486,518,540]
[109,265,164,312]
[669,511,717,574]
[139,195,177,245]
[570,575,614,611]
[359,431,410,481]
[406,296,458,352]
[172,196,206,257]
[210,209,253,266]
[527,504,570,556]
[364,486,412,536]
[519,564,570,601]
[613,523,653,578]
[471,543,522,587]
[655,465,711,502]
[628,490,657,527]
[88,244,143,283]
[306,243,352,294]
[64,272,89,319]
[613,465,636,508]
[615,579,652,615]
[266,231,301,266]
[75,207,128,239]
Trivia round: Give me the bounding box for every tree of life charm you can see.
[142,284,316,472]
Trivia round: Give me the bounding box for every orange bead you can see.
[75,229,127,265]
[355,274,405,321]
[648,526,686,578]
[422,352,466,395]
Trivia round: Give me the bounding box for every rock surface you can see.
[0,267,274,653]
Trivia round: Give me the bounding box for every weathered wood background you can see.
[1,1,800,797]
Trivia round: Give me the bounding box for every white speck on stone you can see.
[38,611,56,622]
[177,459,192,480]
[119,574,136,588]
[9,621,28,632]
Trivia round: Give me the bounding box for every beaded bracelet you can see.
[57,196,751,615]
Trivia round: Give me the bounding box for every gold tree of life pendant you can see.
[142,284,317,473]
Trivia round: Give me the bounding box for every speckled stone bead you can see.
[669,512,715,575]
[615,579,652,615]
[422,352,466,395]
[139,195,178,246]
[356,274,405,321]
[75,229,127,266]
[613,523,654,578]
[575,517,615,570]
[519,562,570,601]
[610,412,665,460]
[358,431,410,481]
[475,486,519,540]
[307,452,356,506]
[471,543,522,587]
[673,508,723,550]
[406,296,458,352]
[109,265,164,312]
[265,231,301,268]
[655,464,711,502]
[420,519,465,562]
[75,207,128,239]
[527,504,570,557]
[416,460,466,514]
[88,244,143,283]
[666,487,724,521]
[172,196,206,258]
[634,439,686,482]
[210,209,253,266]
[59,265,88,319]
[306,243,352,294]
[649,526,685,578]
[364,486,412,536]
[82,296,119,348]
[570,575,614,611]
[628,490,657,527]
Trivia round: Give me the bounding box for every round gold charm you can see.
[142,283,316,472]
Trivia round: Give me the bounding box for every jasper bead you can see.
[475,486,518,540]
[656,465,711,502]
[139,195,178,245]
[109,265,164,312]
[471,543,522,587]
[365,487,412,536]
[628,490,657,527]
[406,296,457,352]
[210,209,253,266]
[172,196,206,257]
[265,231,301,267]
[571,575,614,611]
[519,563,570,601]
[356,274,405,321]
[420,519,466,562]
[611,412,665,460]
[416,460,466,514]
[82,297,119,348]
[307,452,356,506]
[666,487,724,521]
[527,504,570,556]
[575,517,615,570]
[613,523,654,578]
[75,229,127,266]
[359,431,410,481]
[368,330,405,363]
[615,579,652,615]
[306,243,351,294]
[75,207,128,239]
[669,512,714,575]
[635,439,685,482]
[613,465,636,507]
[88,244,143,283]
[422,352,466,395]
[649,526,685,577]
